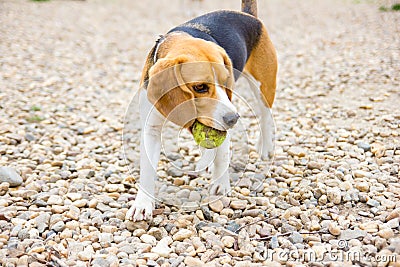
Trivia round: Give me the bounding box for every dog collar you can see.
[153,35,165,63]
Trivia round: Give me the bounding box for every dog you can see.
[126,0,277,221]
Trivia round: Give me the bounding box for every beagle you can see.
[126,0,277,221]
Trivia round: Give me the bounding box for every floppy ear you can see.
[220,51,234,100]
[147,57,197,127]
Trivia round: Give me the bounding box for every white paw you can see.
[125,191,154,221]
[210,176,231,195]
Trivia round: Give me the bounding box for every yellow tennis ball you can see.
[192,120,227,149]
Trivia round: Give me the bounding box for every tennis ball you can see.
[192,120,227,149]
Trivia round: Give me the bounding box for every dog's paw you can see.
[210,177,231,196]
[125,192,154,221]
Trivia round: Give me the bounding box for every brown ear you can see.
[220,51,234,100]
[147,57,197,127]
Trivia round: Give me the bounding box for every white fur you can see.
[246,73,274,159]
[212,85,238,130]
[125,90,163,221]
[209,133,232,195]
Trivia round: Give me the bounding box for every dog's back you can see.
[168,12,262,76]
[168,1,262,76]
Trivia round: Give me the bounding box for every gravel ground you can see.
[1,0,399,266]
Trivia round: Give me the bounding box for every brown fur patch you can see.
[145,33,234,128]
[244,26,277,108]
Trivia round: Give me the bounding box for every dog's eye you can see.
[192,84,209,93]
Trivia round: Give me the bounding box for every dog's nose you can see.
[223,112,240,127]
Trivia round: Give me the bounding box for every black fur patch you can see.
[168,10,262,79]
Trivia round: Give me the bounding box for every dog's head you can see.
[147,38,238,131]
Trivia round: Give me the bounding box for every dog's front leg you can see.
[126,90,163,221]
[209,134,231,195]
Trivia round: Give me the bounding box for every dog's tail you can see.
[241,0,257,17]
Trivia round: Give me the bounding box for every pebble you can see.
[140,234,157,246]
[221,236,235,248]
[288,231,303,244]
[367,199,380,207]
[167,168,183,177]
[172,229,192,241]
[47,195,64,205]
[151,237,172,257]
[78,246,94,261]
[65,205,80,220]
[51,221,66,232]
[353,170,372,178]
[287,146,307,157]
[386,209,400,221]
[0,167,23,186]
[328,222,341,236]
[377,228,394,239]
[184,256,204,267]
[230,200,247,210]
[209,200,224,212]
[327,188,341,204]
[381,199,395,209]
[66,193,82,201]
[307,161,322,170]
[28,245,45,254]
[188,191,201,202]
[99,233,113,243]
[269,235,279,249]
[385,218,399,229]
[275,199,292,209]
[226,221,241,233]
[200,206,212,220]
[35,213,50,233]
[148,227,164,240]
[356,141,371,152]
[339,229,366,240]
[355,182,370,192]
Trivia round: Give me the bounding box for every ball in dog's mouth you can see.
[191,120,227,149]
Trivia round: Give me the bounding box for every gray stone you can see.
[275,199,292,209]
[170,256,185,267]
[91,258,110,267]
[385,218,399,229]
[357,141,371,152]
[35,213,50,233]
[200,206,212,220]
[269,235,279,249]
[51,221,66,232]
[366,199,380,207]
[281,223,296,233]
[0,167,23,187]
[339,229,366,240]
[176,189,190,199]
[388,238,400,254]
[167,168,183,177]
[289,231,304,244]
[188,191,201,202]
[226,221,241,233]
